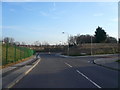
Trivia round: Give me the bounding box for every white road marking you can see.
[76,70,102,88]
[88,61,90,63]
[25,59,41,75]
[65,62,72,67]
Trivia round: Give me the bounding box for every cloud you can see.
[111,18,118,22]
[2,26,17,29]
[93,13,104,17]
[2,0,119,2]
[9,8,15,12]
[53,2,56,7]
[22,7,33,11]
[52,16,59,19]
[49,2,57,12]
[1,26,30,32]
[51,7,56,11]
[52,2,56,11]
[0,26,2,29]
[3,0,38,2]
[40,11,49,16]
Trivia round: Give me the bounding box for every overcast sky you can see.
[2,2,118,45]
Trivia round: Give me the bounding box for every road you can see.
[13,53,118,88]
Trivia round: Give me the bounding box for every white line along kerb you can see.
[76,70,102,88]
[7,59,41,88]
[25,59,41,75]
[64,62,72,67]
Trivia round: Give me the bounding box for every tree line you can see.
[2,37,25,46]
[68,26,118,46]
[2,26,119,46]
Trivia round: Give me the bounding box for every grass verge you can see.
[116,60,120,63]
[1,55,34,69]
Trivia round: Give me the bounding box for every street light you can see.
[62,32,69,56]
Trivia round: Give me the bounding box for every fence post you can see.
[20,46,22,60]
[27,48,29,57]
[28,48,30,57]
[6,43,9,64]
[25,48,26,58]
[31,50,33,56]
[14,44,16,63]
[21,47,23,59]
[23,47,25,59]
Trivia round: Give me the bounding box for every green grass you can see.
[2,44,34,65]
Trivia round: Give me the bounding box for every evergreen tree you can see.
[95,26,107,43]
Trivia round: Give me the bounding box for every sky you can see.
[2,2,118,45]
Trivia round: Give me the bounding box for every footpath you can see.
[93,57,120,71]
[1,56,41,89]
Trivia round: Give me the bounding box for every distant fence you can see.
[2,43,35,66]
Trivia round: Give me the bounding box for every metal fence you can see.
[2,43,35,65]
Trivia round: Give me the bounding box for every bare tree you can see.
[68,35,77,46]
[105,36,117,43]
[3,37,10,43]
[15,41,20,46]
[34,41,41,46]
[42,41,49,46]
[9,38,15,45]
[3,37,15,44]
[21,42,26,45]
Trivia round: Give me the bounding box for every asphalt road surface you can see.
[13,53,119,88]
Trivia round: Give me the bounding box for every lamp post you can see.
[62,32,69,56]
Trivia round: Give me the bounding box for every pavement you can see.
[93,56,120,71]
[1,56,40,88]
[1,53,119,88]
